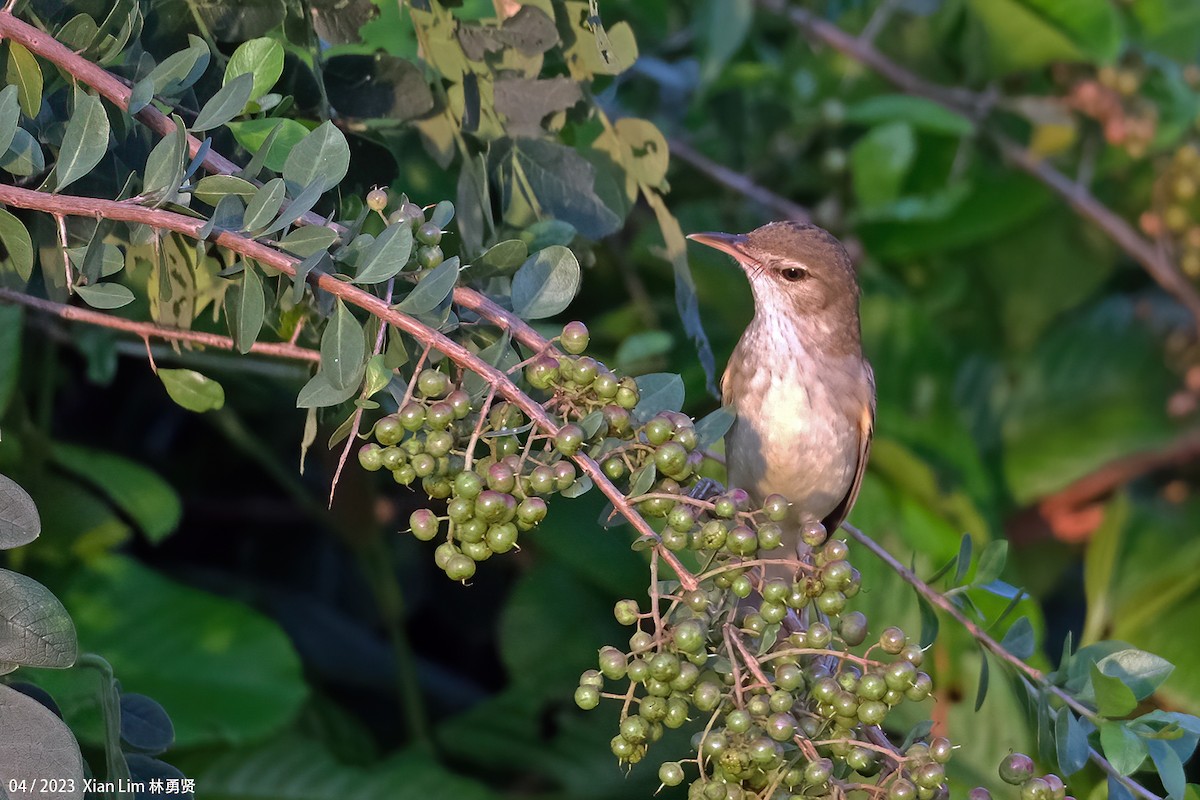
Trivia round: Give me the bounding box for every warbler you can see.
[689,221,875,565]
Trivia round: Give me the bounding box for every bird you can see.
[688,221,875,573]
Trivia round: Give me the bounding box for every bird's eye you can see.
[780,267,806,282]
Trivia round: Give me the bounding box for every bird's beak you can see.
[687,231,749,260]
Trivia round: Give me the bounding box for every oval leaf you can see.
[0,473,39,549]
[321,300,365,391]
[632,373,685,423]
[120,693,175,755]
[56,86,109,192]
[6,42,42,118]
[398,258,459,314]
[242,177,287,233]
[0,208,34,282]
[0,684,85,793]
[158,368,225,413]
[353,222,413,284]
[227,264,265,354]
[0,568,77,667]
[0,85,21,158]
[224,38,284,102]
[0,127,44,177]
[74,283,134,309]
[283,120,349,194]
[511,245,580,319]
[191,72,253,132]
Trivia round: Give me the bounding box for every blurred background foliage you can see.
[3,0,1200,797]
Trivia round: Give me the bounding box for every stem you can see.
[842,523,1162,800]
[0,287,321,362]
[0,184,699,591]
[756,0,1200,332]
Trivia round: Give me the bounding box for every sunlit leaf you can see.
[158,368,225,413]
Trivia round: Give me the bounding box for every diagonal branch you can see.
[756,0,1200,330]
[0,9,550,357]
[0,184,699,591]
[668,138,811,223]
[0,287,321,362]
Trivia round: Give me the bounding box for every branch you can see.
[668,138,811,224]
[0,287,321,362]
[0,184,698,591]
[757,0,1200,330]
[842,523,1163,800]
[0,9,550,358]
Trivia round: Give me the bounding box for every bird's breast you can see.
[722,326,866,522]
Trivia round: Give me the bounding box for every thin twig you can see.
[669,138,811,224]
[842,523,1162,800]
[757,0,1200,331]
[0,287,322,362]
[0,185,698,591]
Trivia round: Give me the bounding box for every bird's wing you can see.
[821,362,875,535]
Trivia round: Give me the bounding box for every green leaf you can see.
[695,406,736,450]
[0,127,44,176]
[1146,739,1186,800]
[430,200,454,229]
[0,85,21,159]
[398,258,459,314]
[851,122,915,209]
[191,72,253,131]
[321,300,365,392]
[51,443,182,543]
[476,239,527,272]
[6,42,42,118]
[974,651,990,711]
[1099,720,1147,774]
[279,225,338,257]
[259,180,324,237]
[845,94,974,136]
[224,37,284,102]
[354,222,413,284]
[0,684,85,788]
[142,115,187,206]
[1056,707,1090,775]
[146,34,210,96]
[954,533,973,585]
[615,330,672,371]
[0,473,39,549]
[490,137,622,239]
[55,86,109,192]
[631,373,685,423]
[292,251,329,303]
[296,369,362,408]
[1092,664,1138,718]
[28,555,306,747]
[228,118,309,174]
[283,120,349,194]
[974,540,1009,586]
[628,463,657,498]
[0,568,76,666]
[967,0,1122,76]
[193,174,258,205]
[917,593,939,648]
[511,245,580,319]
[74,283,134,309]
[1098,649,1175,701]
[158,368,225,413]
[1000,616,1035,660]
[697,0,752,84]
[242,177,287,232]
[0,208,34,283]
[0,306,17,411]
[227,263,265,354]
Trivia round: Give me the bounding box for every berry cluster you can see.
[1138,145,1200,277]
[364,187,447,270]
[358,321,644,581]
[1062,63,1156,157]
[969,753,1072,800]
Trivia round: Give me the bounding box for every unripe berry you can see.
[417,245,443,269]
[561,321,590,354]
[445,553,475,581]
[1000,753,1035,785]
[574,685,599,710]
[516,497,548,525]
[417,368,450,398]
[555,424,585,456]
[658,762,684,787]
[416,221,442,245]
[409,508,439,541]
[366,187,388,211]
[358,443,383,470]
[880,626,907,654]
[398,402,426,430]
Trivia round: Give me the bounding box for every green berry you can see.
[358,443,383,471]
[426,401,454,429]
[879,626,907,654]
[614,599,640,625]
[444,553,475,581]
[645,417,673,446]
[417,221,443,245]
[574,685,599,710]
[554,424,585,456]
[658,762,685,787]
[417,244,443,269]
[561,321,590,354]
[1000,753,1035,785]
[654,441,688,474]
[398,402,426,431]
[409,508,439,541]
[839,611,868,646]
[485,522,518,553]
[417,368,450,398]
